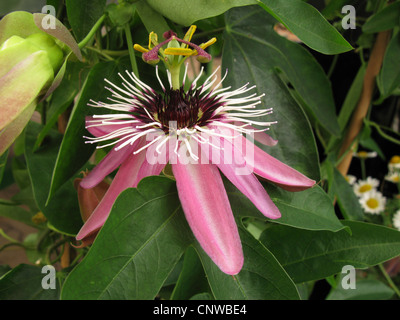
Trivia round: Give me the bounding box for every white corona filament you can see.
[84,66,276,161]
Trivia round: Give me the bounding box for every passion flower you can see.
[77,27,316,275]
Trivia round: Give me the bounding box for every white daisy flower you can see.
[393,210,400,231]
[388,155,400,171]
[385,171,400,184]
[345,174,357,185]
[353,177,380,197]
[359,190,386,215]
[354,150,378,159]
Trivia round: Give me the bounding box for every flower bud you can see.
[73,175,110,247]
[25,33,64,72]
[106,2,135,28]
[0,11,66,156]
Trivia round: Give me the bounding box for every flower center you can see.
[390,155,400,164]
[149,87,221,132]
[359,184,372,193]
[366,198,379,209]
[154,88,201,130]
[357,151,368,158]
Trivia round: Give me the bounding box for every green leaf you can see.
[362,2,400,33]
[106,2,135,28]
[65,0,107,42]
[144,0,256,26]
[46,59,129,203]
[0,203,36,228]
[61,176,193,300]
[268,184,345,231]
[197,223,300,300]
[378,31,400,99]
[359,120,385,159]
[331,166,364,221]
[34,60,89,151]
[170,246,210,300]
[190,292,213,300]
[337,65,367,132]
[326,279,395,300]
[223,6,334,181]
[136,0,171,36]
[25,121,83,235]
[0,150,8,184]
[0,265,11,278]
[321,0,350,19]
[256,0,353,54]
[0,264,60,300]
[260,221,400,283]
[33,13,82,61]
[227,180,344,232]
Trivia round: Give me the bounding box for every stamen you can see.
[191,66,204,89]
[166,69,172,89]
[114,128,158,151]
[84,66,275,161]
[199,66,221,95]
[133,135,164,154]
[156,65,165,91]
[155,136,170,154]
[184,138,199,161]
[194,125,241,139]
[182,63,189,86]
[210,68,228,93]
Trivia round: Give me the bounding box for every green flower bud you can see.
[0,11,78,156]
[0,33,61,156]
[26,33,64,72]
[106,2,135,28]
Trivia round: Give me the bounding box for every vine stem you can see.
[378,263,400,298]
[78,14,106,49]
[336,30,391,176]
[124,23,139,77]
[0,228,18,243]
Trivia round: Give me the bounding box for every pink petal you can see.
[234,120,278,146]
[172,158,243,275]
[233,134,316,192]
[85,116,134,138]
[136,143,169,183]
[76,138,166,241]
[253,146,316,191]
[216,138,281,219]
[80,142,138,189]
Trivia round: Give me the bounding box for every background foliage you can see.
[0,0,400,300]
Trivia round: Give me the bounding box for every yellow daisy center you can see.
[390,155,400,164]
[359,184,372,193]
[357,151,368,158]
[366,198,379,209]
